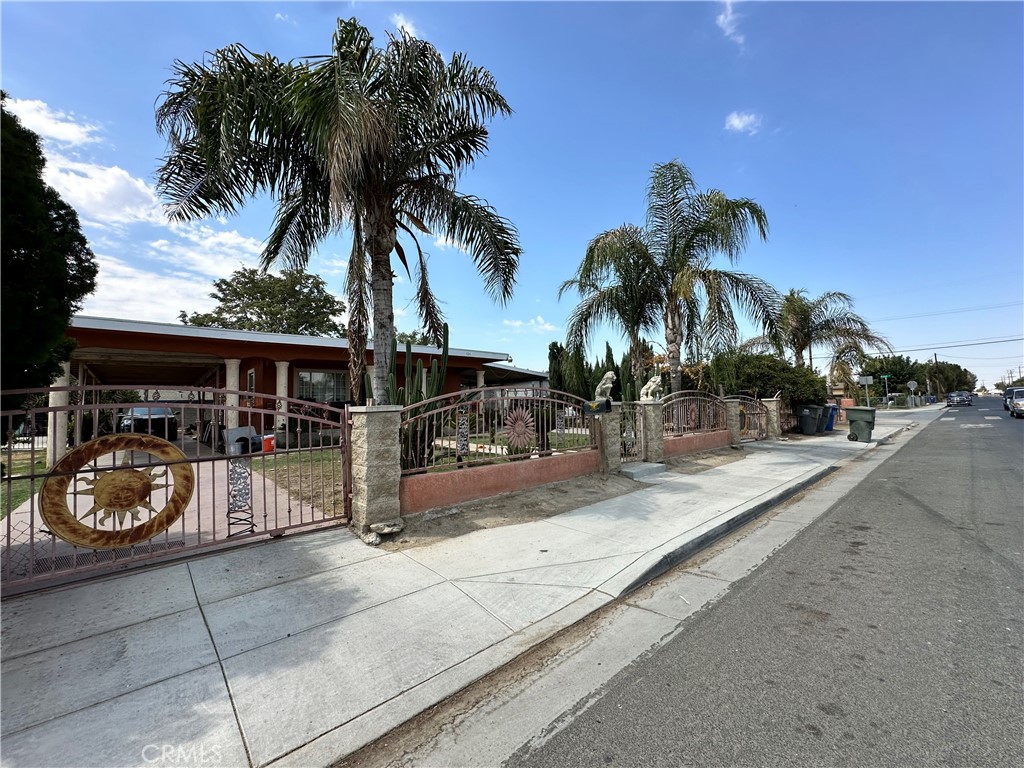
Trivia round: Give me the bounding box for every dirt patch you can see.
[378,446,749,552]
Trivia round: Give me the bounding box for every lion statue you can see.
[594,371,616,400]
[640,375,663,402]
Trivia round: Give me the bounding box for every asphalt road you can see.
[505,397,1023,768]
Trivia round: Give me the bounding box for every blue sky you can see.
[3,1,1022,389]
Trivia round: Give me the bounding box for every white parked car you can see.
[1009,393,1024,419]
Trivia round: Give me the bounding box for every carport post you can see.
[46,362,71,468]
[275,361,289,431]
[224,359,241,430]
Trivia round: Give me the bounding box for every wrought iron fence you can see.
[779,400,797,434]
[661,391,728,436]
[399,387,597,474]
[619,401,642,463]
[724,395,769,441]
[1,385,350,592]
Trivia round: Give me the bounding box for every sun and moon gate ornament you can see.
[39,434,195,550]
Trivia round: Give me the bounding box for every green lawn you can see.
[1,452,48,519]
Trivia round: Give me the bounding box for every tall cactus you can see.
[363,324,450,409]
[363,325,450,470]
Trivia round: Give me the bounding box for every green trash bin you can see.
[845,406,877,441]
[798,405,822,435]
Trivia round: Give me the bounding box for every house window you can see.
[296,370,348,403]
[246,369,256,392]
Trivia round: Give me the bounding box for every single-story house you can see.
[62,316,536,401]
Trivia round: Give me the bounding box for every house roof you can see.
[66,315,511,387]
[70,316,511,361]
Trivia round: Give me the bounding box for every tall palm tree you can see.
[752,289,891,370]
[155,18,521,404]
[562,160,779,393]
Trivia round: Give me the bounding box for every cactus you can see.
[377,325,449,470]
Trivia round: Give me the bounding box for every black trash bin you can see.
[798,405,822,435]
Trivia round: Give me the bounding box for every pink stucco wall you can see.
[663,430,731,457]
[400,450,601,516]
[399,430,735,516]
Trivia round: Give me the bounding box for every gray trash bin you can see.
[798,405,822,435]
[815,404,831,433]
[845,406,877,441]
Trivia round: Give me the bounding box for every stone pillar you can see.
[595,404,621,478]
[46,362,71,468]
[275,361,290,431]
[349,405,403,542]
[224,358,241,430]
[726,400,741,446]
[640,401,664,463]
[762,398,782,439]
[475,370,486,389]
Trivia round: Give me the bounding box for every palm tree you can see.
[155,18,521,404]
[559,224,664,387]
[758,289,892,371]
[562,160,779,393]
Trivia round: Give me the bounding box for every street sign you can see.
[881,374,892,379]
[907,380,918,391]
[858,376,873,385]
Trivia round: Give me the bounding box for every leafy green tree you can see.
[563,161,777,393]
[710,352,827,409]
[859,355,928,399]
[750,289,890,371]
[179,267,345,336]
[1,94,98,406]
[155,17,521,404]
[395,329,433,346]
[927,361,977,396]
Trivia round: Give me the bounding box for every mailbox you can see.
[582,399,612,415]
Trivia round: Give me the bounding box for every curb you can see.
[613,464,838,597]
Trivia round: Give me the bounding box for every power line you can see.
[813,336,1024,363]
[871,301,1024,323]
[891,337,1023,354]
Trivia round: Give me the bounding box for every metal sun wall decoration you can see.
[39,434,195,550]
[504,406,535,452]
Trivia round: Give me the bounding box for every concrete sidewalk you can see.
[0,406,945,768]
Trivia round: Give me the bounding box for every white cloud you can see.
[432,234,466,253]
[153,222,265,279]
[43,152,165,226]
[503,316,557,335]
[5,98,102,146]
[724,111,762,135]
[391,13,417,38]
[716,1,745,46]
[274,13,288,22]
[80,255,220,322]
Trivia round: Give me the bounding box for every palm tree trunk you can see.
[664,304,683,394]
[366,206,398,405]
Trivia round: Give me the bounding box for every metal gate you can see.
[726,395,769,441]
[619,401,643,463]
[1,385,350,594]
